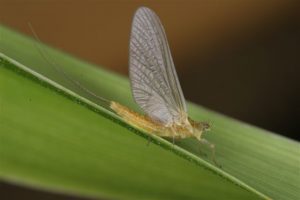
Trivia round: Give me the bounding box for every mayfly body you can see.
[110,7,217,164]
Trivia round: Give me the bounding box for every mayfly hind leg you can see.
[200,138,221,168]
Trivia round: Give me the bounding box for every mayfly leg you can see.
[200,139,221,168]
[146,135,152,146]
[197,144,208,158]
[170,126,178,146]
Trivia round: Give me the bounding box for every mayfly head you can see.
[189,118,211,140]
[199,121,211,132]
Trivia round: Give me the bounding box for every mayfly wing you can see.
[129,7,187,125]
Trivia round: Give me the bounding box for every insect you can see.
[112,7,210,140]
[111,7,217,164]
[30,7,217,165]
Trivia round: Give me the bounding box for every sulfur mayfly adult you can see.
[114,7,213,140]
[30,7,217,165]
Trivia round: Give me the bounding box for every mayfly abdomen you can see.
[110,101,175,137]
[110,101,158,132]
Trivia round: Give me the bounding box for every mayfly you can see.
[30,7,217,164]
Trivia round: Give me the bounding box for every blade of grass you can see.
[0,25,299,200]
[0,50,262,200]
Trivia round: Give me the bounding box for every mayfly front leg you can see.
[200,139,221,168]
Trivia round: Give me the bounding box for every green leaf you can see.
[0,25,299,200]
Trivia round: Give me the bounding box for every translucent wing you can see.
[129,7,187,125]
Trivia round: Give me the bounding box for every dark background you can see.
[0,0,299,199]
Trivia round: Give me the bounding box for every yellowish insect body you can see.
[110,101,210,141]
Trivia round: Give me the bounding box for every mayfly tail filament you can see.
[28,22,110,107]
